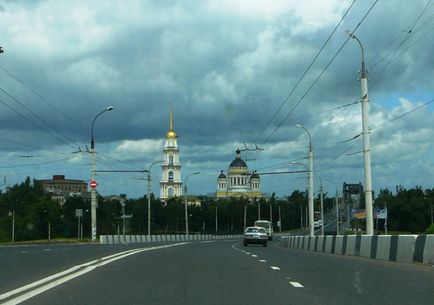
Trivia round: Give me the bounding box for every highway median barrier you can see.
[279,234,434,265]
[100,234,243,245]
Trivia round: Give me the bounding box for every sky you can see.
[0,0,433,199]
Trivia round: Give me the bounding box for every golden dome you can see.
[166,130,177,139]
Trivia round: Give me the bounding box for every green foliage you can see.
[1,178,433,241]
[427,224,434,234]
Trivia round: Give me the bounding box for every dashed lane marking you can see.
[251,255,258,257]
[259,259,266,263]
[271,266,280,270]
[20,251,29,254]
[290,281,304,288]
[43,249,51,251]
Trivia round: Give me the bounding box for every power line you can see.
[0,65,88,134]
[253,0,357,145]
[370,0,433,89]
[0,97,76,149]
[0,87,81,150]
[259,0,379,147]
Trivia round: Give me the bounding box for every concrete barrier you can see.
[359,236,372,258]
[376,235,391,261]
[324,236,333,253]
[277,234,434,266]
[396,235,418,263]
[345,236,357,256]
[423,235,434,264]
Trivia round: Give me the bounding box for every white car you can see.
[243,227,268,247]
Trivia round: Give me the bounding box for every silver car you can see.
[243,227,268,247]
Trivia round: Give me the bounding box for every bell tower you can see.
[160,104,182,201]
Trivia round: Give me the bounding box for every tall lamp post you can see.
[90,105,114,241]
[184,172,200,237]
[147,161,163,236]
[314,173,324,236]
[290,161,312,235]
[347,32,374,236]
[295,124,314,237]
[324,178,339,235]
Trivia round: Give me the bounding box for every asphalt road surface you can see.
[1,239,433,305]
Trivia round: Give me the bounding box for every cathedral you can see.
[160,106,182,201]
[216,149,262,199]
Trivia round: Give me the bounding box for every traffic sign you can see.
[89,180,98,189]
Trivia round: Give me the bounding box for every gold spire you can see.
[166,102,177,139]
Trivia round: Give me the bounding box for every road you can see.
[0,239,433,305]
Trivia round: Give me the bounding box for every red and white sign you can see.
[89,180,98,189]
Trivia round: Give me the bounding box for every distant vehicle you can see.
[254,220,273,240]
[243,227,267,247]
[314,220,322,229]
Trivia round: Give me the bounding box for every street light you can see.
[184,172,200,237]
[90,105,114,241]
[290,161,311,232]
[324,178,340,235]
[289,161,315,236]
[147,161,163,236]
[347,31,374,236]
[294,124,314,237]
[314,173,324,236]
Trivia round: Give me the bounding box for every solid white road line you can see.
[270,266,280,270]
[0,243,188,305]
[289,281,304,288]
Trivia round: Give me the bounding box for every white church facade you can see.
[216,149,262,199]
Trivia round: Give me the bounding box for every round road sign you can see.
[89,180,98,189]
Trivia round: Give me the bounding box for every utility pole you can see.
[278,204,282,233]
[244,201,247,229]
[320,182,324,236]
[215,205,218,233]
[348,32,374,236]
[257,199,261,219]
[90,106,114,241]
[147,161,163,236]
[11,210,15,243]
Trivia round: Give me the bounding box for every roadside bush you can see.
[426,224,434,234]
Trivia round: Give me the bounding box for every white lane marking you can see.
[245,252,251,255]
[251,255,258,257]
[259,259,266,263]
[290,281,304,288]
[0,243,189,305]
[20,251,29,254]
[271,266,280,270]
[43,249,51,252]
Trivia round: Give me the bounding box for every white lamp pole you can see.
[90,106,114,241]
[347,32,374,235]
[296,124,314,237]
[147,161,163,236]
[184,172,200,236]
[324,178,340,235]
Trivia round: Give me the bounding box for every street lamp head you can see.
[296,124,303,129]
[107,106,114,111]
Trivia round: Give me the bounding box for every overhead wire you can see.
[370,0,433,90]
[259,0,379,147]
[252,0,357,146]
[0,65,88,134]
[0,87,81,150]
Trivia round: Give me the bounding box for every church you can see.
[216,149,262,199]
[160,106,182,201]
